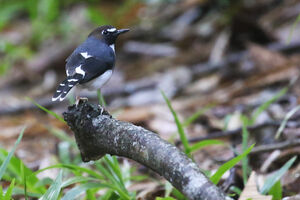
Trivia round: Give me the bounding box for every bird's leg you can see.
[74,87,88,106]
[97,89,106,115]
[75,96,88,107]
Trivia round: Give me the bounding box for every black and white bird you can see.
[52,25,129,102]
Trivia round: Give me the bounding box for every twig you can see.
[250,138,300,154]
[63,101,226,200]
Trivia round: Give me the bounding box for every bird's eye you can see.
[102,30,108,35]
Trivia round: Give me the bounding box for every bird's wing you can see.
[65,39,114,77]
[79,56,113,84]
[65,54,113,84]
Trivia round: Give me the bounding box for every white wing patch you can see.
[75,65,85,77]
[52,96,60,101]
[80,52,92,59]
[107,28,116,32]
[68,79,78,82]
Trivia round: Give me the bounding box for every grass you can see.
[275,105,300,139]
[210,144,254,184]
[287,13,300,44]
[26,97,65,123]
[260,156,297,195]
[161,90,191,157]
[0,127,26,180]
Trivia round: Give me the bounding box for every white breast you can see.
[83,70,113,90]
[110,44,115,53]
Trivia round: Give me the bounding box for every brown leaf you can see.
[239,172,272,200]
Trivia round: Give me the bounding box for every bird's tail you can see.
[52,77,80,101]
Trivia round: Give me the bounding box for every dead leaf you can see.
[239,172,272,200]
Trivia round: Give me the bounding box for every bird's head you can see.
[88,25,129,45]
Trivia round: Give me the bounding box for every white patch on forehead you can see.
[75,65,85,77]
[110,44,115,53]
[107,28,116,32]
[80,52,92,59]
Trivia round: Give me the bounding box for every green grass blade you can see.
[97,89,107,107]
[33,164,104,180]
[40,170,63,200]
[189,139,224,153]
[156,197,176,200]
[241,116,250,185]
[260,156,297,194]
[0,127,25,180]
[95,162,130,199]
[268,180,282,200]
[275,105,300,139]
[86,189,98,200]
[161,90,190,156]
[61,182,104,200]
[61,176,99,188]
[4,178,15,200]
[182,105,213,127]
[0,185,3,198]
[0,148,45,193]
[47,127,77,148]
[229,186,242,195]
[21,162,28,200]
[251,88,287,125]
[287,13,300,44]
[26,97,65,123]
[210,144,254,184]
[11,187,42,198]
[103,156,126,188]
[171,188,187,200]
[223,114,232,131]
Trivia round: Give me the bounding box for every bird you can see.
[52,25,129,102]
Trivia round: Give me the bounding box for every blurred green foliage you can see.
[0,0,139,76]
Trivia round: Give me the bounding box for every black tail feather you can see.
[52,76,81,101]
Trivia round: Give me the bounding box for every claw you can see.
[98,105,104,115]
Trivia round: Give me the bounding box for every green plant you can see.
[27,97,65,123]
[287,13,300,44]
[260,156,297,195]
[250,88,287,125]
[275,105,300,139]
[238,88,287,185]
[161,90,191,157]
[241,115,250,185]
[40,170,63,200]
[0,179,15,200]
[0,127,25,180]
[210,144,254,184]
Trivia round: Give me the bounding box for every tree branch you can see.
[63,101,226,200]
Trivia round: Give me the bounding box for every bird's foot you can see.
[75,97,88,107]
[98,105,105,115]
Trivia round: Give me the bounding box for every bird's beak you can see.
[117,29,130,35]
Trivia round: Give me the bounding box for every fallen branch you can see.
[63,101,226,200]
[250,138,300,154]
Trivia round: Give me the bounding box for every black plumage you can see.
[52,25,129,101]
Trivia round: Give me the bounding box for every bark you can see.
[63,101,226,200]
